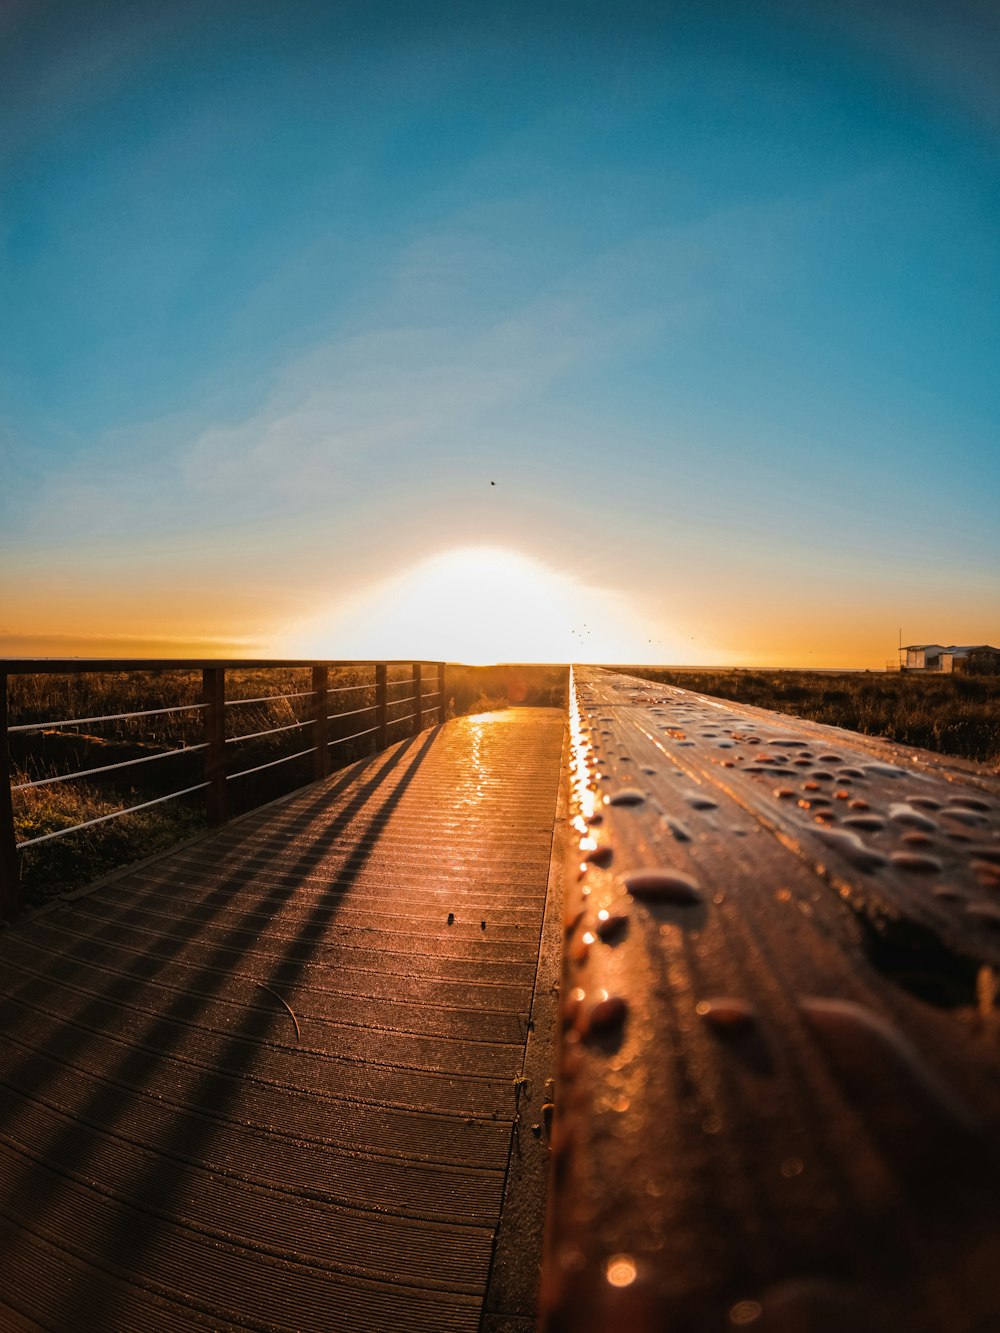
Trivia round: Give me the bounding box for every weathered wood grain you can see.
[0,711,564,1332]
[542,667,1000,1333]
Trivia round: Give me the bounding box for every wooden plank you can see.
[0,709,565,1332]
[541,666,1000,1333]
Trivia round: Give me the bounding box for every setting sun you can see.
[283,546,660,664]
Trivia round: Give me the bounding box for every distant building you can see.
[903,644,948,670]
[902,643,1000,673]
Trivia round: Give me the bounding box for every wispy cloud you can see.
[183,292,648,500]
[5,285,651,566]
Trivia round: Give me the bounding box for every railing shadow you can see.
[0,722,443,1327]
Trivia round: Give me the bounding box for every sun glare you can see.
[282,546,659,664]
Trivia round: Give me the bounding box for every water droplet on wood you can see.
[843,814,885,831]
[596,911,628,941]
[624,868,702,902]
[696,997,756,1030]
[729,1299,763,1325]
[564,906,585,933]
[948,794,992,812]
[890,802,938,831]
[582,845,614,867]
[815,827,887,870]
[609,788,646,806]
[890,851,942,873]
[943,806,988,827]
[664,817,692,842]
[972,860,1000,889]
[582,991,629,1038]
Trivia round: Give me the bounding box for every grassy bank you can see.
[612,667,1000,767]
[6,662,568,906]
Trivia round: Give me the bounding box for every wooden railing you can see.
[541,666,1000,1332]
[0,658,446,921]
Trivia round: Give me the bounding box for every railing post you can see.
[202,667,228,826]
[375,664,388,750]
[0,674,21,922]
[413,663,422,734]
[438,662,447,725]
[312,664,329,781]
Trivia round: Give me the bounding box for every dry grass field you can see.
[613,666,1000,768]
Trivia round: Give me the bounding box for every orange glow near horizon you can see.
[280,546,671,665]
[5,544,992,670]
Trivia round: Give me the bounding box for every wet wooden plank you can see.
[0,710,565,1332]
[542,667,1000,1333]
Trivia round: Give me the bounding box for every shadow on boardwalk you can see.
[0,713,565,1331]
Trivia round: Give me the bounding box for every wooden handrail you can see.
[541,666,1000,1331]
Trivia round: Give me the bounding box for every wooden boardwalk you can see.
[543,668,1000,1333]
[0,709,566,1332]
[5,668,1000,1332]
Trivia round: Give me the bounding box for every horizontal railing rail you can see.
[10,701,208,733]
[0,658,447,920]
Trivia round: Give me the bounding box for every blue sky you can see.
[1,0,997,664]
